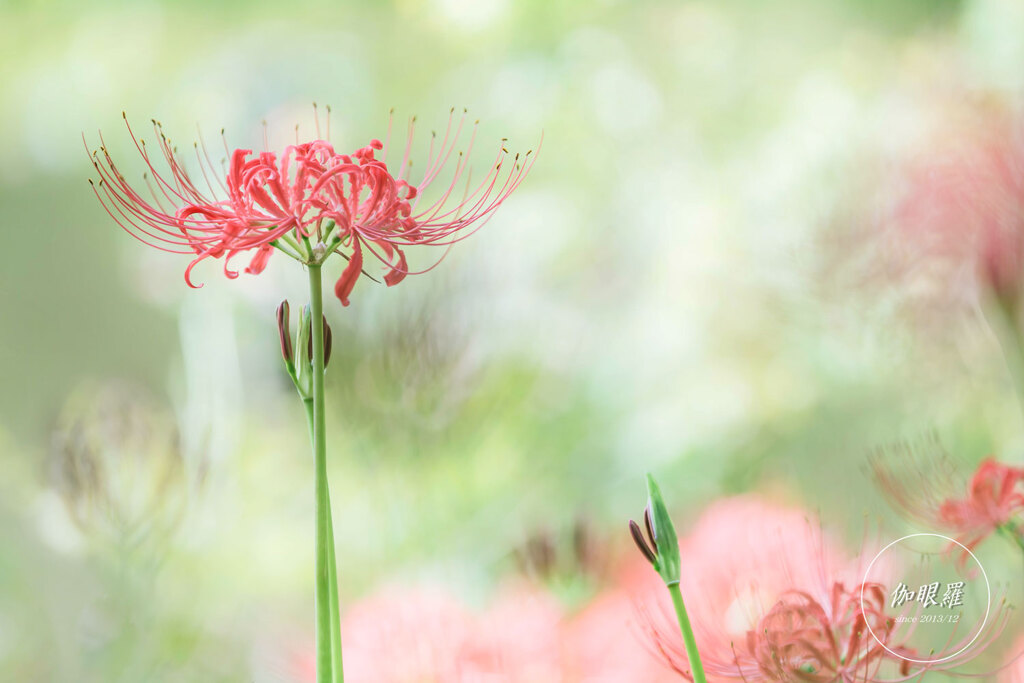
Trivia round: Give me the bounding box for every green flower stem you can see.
[667,582,707,683]
[307,263,343,683]
[302,398,343,683]
[986,296,1024,423]
[325,491,342,683]
[1004,324,1024,424]
[997,523,1024,554]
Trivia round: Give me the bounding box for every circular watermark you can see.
[860,532,992,665]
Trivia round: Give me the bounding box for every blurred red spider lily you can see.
[871,443,1024,556]
[330,581,676,683]
[636,496,1009,682]
[648,580,912,682]
[86,109,537,305]
[750,583,900,682]
[939,459,1024,550]
[889,108,1024,309]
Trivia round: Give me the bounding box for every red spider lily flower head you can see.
[743,582,901,682]
[871,440,1024,557]
[938,459,1024,549]
[634,497,903,682]
[87,108,538,306]
[636,496,1009,682]
[648,580,1007,682]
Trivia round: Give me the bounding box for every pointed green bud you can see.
[296,305,313,393]
[646,473,681,586]
[306,314,332,369]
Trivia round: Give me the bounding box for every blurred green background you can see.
[3,0,1024,680]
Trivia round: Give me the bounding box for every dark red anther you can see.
[629,520,657,565]
[643,505,658,553]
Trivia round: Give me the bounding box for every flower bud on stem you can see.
[628,474,706,683]
[306,315,333,369]
[277,300,296,377]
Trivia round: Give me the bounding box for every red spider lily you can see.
[871,442,1024,555]
[637,496,1010,682]
[645,577,1009,682]
[748,583,900,683]
[644,579,923,682]
[87,109,537,305]
[938,459,1024,550]
[733,582,902,682]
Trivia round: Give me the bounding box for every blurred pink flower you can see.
[891,108,1024,304]
[939,458,1024,551]
[285,496,1011,682]
[674,497,854,660]
[338,583,572,682]
[872,445,1024,555]
[637,495,1004,681]
[340,587,478,682]
[327,579,676,682]
[637,496,876,681]
[471,585,567,681]
[561,564,679,683]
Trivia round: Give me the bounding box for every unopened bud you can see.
[295,305,312,389]
[276,300,293,365]
[645,474,681,586]
[324,319,333,368]
[306,315,334,369]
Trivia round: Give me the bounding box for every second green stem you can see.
[303,397,343,683]
[668,582,707,683]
